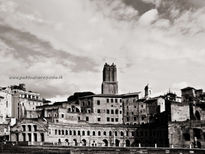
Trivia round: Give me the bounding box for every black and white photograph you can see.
[0,0,205,153]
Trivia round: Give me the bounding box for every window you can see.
[107,99,109,103]
[28,125,32,131]
[107,117,110,122]
[120,111,122,114]
[126,131,129,136]
[22,133,26,141]
[115,131,117,136]
[121,131,124,136]
[70,130,72,135]
[104,131,106,136]
[134,117,137,121]
[73,130,76,136]
[82,131,85,136]
[97,118,101,122]
[115,118,118,122]
[66,130,68,135]
[62,130,64,135]
[115,109,118,114]
[93,131,95,136]
[132,132,135,136]
[61,114,64,118]
[86,117,89,121]
[111,110,114,114]
[127,117,130,121]
[107,110,109,114]
[111,99,113,103]
[132,112,134,115]
[78,131,81,136]
[22,125,26,131]
[78,117,80,121]
[41,133,45,142]
[97,100,100,105]
[55,129,57,135]
[87,131,90,136]
[34,133,37,142]
[58,130,61,135]
[109,131,112,136]
[111,118,114,122]
[97,109,101,113]
[115,99,118,103]
[98,131,101,136]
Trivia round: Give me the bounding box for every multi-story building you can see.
[9,63,205,149]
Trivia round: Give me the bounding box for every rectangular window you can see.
[107,117,110,122]
[116,118,118,122]
[111,118,114,122]
[107,109,109,114]
[97,118,101,122]
[97,100,100,105]
[61,114,64,118]
[111,99,113,103]
[97,109,101,113]
[107,99,109,103]
[111,110,114,114]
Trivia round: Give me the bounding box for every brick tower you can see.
[101,63,118,94]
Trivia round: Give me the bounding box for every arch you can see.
[197,141,201,148]
[73,139,78,146]
[76,108,80,113]
[82,139,86,146]
[195,111,201,120]
[126,140,130,147]
[102,139,108,147]
[115,139,120,147]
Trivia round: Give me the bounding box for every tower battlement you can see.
[101,63,118,94]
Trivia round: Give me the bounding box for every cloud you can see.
[0,0,205,100]
[139,9,158,25]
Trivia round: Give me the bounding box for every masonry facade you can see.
[6,63,205,148]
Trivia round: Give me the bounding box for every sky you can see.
[0,0,205,102]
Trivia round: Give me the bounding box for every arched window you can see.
[55,129,57,135]
[98,131,101,136]
[121,131,124,136]
[104,131,106,136]
[65,130,68,135]
[82,131,85,136]
[62,130,64,135]
[73,130,76,136]
[87,131,90,136]
[58,130,61,135]
[109,131,112,136]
